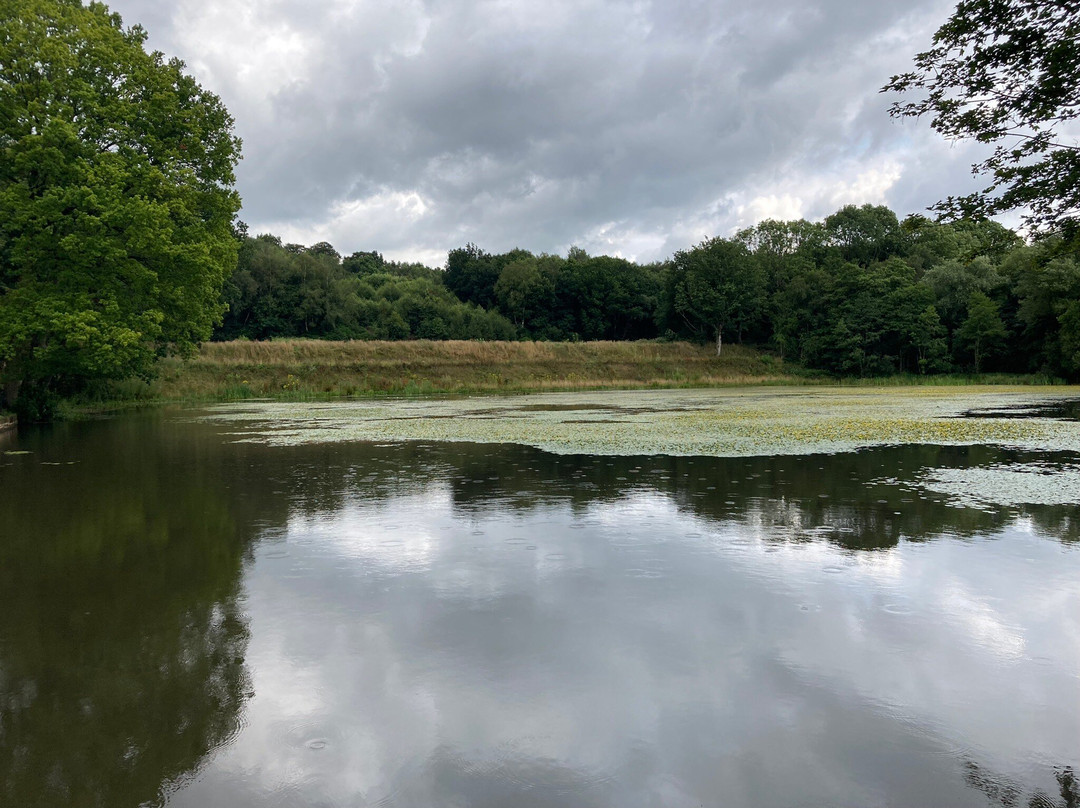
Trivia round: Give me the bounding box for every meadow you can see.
[77,339,1068,412]
[129,339,792,402]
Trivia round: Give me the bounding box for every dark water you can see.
[1,411,1078,808]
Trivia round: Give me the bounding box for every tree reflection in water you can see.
[965,761,1078,808]
[0,418,258,808]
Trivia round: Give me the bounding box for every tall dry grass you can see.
[196,339,728,365]
[150,339,792,401]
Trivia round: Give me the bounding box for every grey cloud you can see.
[111,0,961,263]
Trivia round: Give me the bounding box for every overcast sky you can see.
[105,0,989,266]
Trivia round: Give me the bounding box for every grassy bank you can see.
[89,339,790,406]
[156,339,792,400]
[61,339,1070,414]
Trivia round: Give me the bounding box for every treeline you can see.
[216,204,1080,378]
[218,237,516,341]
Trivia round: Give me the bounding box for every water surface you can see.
[1,404,1078,807]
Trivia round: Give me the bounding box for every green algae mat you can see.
[199,387,1080,508]
[199,385,1080,456]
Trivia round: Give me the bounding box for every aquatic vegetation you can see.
[915,464,1080,507]
[199,386,1080,458]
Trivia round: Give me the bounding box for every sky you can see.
[105,0,993,267]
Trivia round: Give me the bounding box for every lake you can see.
[2,388,1078,807]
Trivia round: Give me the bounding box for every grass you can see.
[833,372,1066,387]
[60,339,1070,414]
[120,339,796,404]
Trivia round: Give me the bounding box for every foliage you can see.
[665,237,763,353]
[441,245,664,341]
[444,243,531,309]
[825,204,906,266]
[218,235,515,341]
[957,291,1009,372]
[884,0,1080,235]
[0,0,241,418]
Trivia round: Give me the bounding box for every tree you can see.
[1059,299,1080,378]
[957,291,1009,372]
[342,250,385,276]
[911,305,950,373]
[0,0,242,418]
[1008,244,1080,372]
[824,204,906,266]
[921,256,1004,333]
[667,237,762,354]
[883,0,1080,235]
[494,256,550,329]
[444,244,532,309]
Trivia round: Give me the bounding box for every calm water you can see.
[1,409,1078,807]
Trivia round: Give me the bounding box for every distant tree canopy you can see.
[0,0,242,418]
[218,202,1080,381]
[884,0,1080,237]
[218,236,515,342]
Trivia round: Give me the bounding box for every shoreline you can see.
[46,338,1072,418]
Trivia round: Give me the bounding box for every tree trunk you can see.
[716,326,723,356]
[1,380,21,412]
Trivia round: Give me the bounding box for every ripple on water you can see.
[627,568,665,579]
[285,721,339,753]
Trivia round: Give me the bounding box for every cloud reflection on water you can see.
[172,465,1080,807]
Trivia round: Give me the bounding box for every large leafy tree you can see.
[666,237,763,354]
[0,0,242,417]
[883,0,1080,236]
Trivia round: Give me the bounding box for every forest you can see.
[217,203,1080,380]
